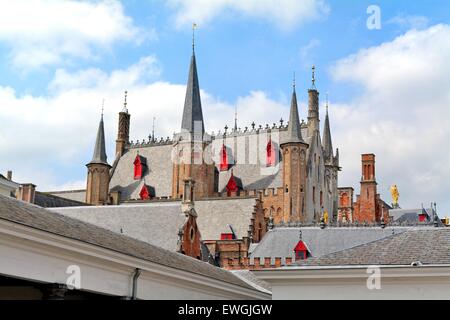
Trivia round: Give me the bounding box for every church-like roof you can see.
[88,116,109,166]
[109,144,173,200]
[181,51,204,134]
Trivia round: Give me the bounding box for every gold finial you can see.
[312,65,316,88]
[123,90,128,113]
[192,23,197,52]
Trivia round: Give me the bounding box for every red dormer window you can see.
[134,155,146,180]
[294,240,309,260]
[226,171,239,196]
[220,233,234,240]
[266,140,276,166]
[220,144,228,171]
[139,184,151,200]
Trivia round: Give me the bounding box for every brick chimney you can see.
[18,184,36,203]
[6,170,12,181]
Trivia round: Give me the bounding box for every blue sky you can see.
[0,0,449,215]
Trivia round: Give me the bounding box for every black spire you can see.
[181,38,204,135]
[322,97,333,161]
[89,114,108,165]
[283,82,305,144]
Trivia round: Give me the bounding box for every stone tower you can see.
[172,45,215,200]
[354,154,378,222]
[307,66,320,139]
[86,114,111,205]
[281,84,309,223]
[115,91,130,158]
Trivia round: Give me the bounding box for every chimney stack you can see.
[6,170,12,181]
[18,184,36,203]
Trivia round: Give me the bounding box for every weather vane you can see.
[192,23,197,51]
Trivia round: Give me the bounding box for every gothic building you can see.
[84,44,340,225]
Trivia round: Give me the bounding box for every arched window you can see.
[266,140,276,167]
[219,144,228,171]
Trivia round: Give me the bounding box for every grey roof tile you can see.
[250,227,412,263]
[297,227,450,266]
[0,194,259,291]
[50,202,186,251]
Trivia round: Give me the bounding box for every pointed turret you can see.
[89,114,109,165]
[86,111,111,205]
[322,101,333,162]
[181,49,205,135]
[283,82,305,145]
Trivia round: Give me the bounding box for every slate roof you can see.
[109,144,173,200]
[194,197,259,240]
[50,202,186,251]
[282,87,305,144]
[89,116,109,166]
[250,227,412,264]
[296,227,450,266]
[231,270,272,294]
[181,51,204,134]
[389,208,433,223]
[34,192,88,208]
[0,194,261,292]
[46,189,87,203]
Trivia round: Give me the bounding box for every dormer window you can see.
[139,184,152,200]
[293,240,310,261]
[219,144,228,171]
[226,171,241,196]
[134,155,147,180]
[266,140,277,167]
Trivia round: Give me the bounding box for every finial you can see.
[234,105,238,131]
[152,117,156,142]
[293,71,296,91]
[101,99,105,119]
[192,23,197,53]
[123,90,128,113]
[311,65,316,89]
[299,229,302,240]
[326,91,329,113]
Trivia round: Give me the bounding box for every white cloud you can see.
[166,0,329,30]
[330,24,450,215]
[0,0,147,70]
[387,14,429,30]
[0,54,291,192]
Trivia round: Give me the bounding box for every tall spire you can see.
[283,81,305,144]
[322,93,333,161]
[181,27,205,135]
[89,110,109,165]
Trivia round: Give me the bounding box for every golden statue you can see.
[323,211,329,224]
[390,185,399,208]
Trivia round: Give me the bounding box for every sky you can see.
[0,0,449,216]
